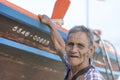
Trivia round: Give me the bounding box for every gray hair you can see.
[67,25,94,46]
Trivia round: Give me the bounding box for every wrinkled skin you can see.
[65,31,94,75]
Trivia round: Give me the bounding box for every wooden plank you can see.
[0,2,67,54]
[0,0,67,32]
[0,14,57,54]
[0,44,65,80]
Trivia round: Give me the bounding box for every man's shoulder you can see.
[84,67,105,80]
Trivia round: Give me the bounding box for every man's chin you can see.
[69,60,81,67]
[70,63,80,67]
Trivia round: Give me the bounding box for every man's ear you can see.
[88,45,95,57]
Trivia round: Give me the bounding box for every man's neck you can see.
[70,59,89,76]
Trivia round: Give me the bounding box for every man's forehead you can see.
[67,32,90,44]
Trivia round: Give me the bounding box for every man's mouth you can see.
[69,55,79,58]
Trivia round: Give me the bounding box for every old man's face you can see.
[65,31,94,67]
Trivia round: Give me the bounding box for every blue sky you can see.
[7,0,120,54]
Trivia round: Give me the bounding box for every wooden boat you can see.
[0,1,120,80]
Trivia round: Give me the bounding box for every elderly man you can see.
[38,14,105,80]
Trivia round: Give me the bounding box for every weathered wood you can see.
[0,44,65,80]
[0,14,57,54]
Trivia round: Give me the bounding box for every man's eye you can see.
[78,44,84,49]
[67,42,74,47]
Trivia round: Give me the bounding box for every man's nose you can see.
[71,45,78,53]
